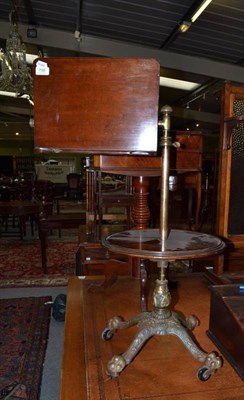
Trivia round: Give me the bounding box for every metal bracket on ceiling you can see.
[160,0,212,49]
[75,0,83,43]
[22,0,37,26]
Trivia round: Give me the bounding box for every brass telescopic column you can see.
[156,105,173,286]
[158,105,173,242]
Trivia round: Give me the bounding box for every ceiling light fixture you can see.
[0,90,18,97]
[182,91,209,108]
[161,0,213,49]
[160,77,200,91]
[191,0,213,23]
[178,0,212,33]
[178,21,192,33]
[0,6,33,95]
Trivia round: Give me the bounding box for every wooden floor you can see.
[60,275,244,400]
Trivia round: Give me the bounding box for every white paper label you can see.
[35,60,50,76]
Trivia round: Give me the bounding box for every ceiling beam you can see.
[172,107,220,125]
[0,135,33,142]
[0,104,33,117]
[0,22,244,84]
[22,0,37,26]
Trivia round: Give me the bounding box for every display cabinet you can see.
[13,156,35,177]
[215,81,244,274]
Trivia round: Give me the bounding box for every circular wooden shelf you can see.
[103,228,226,261]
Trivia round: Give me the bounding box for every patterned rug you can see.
[0,239,79,288]
[0,296,51,400]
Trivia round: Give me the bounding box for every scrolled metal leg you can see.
[167,323,207,362]
[102,312,150,341]
[106,326,153,377]
[166,323,223,380]
[172,311,199,330]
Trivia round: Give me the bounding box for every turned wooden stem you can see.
[132,176,151,229]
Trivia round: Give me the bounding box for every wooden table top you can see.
[0,200,42,215]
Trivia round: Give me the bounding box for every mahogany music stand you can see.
[34,58,225,382]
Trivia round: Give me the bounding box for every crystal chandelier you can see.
[0,7,33,95]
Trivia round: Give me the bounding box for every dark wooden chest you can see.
[207,284,244,380]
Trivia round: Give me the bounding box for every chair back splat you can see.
[66,173,82,200]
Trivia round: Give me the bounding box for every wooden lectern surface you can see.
[34,58,160,154]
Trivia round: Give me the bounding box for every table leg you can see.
[39,226,47,274]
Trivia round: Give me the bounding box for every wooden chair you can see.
[93,170,134,239]
[0,182,34,238]
[38,212,86,273]
[66,173,82,200]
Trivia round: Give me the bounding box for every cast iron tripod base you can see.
[102,273,222,381]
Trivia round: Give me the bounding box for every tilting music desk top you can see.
[103,229,226,262]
